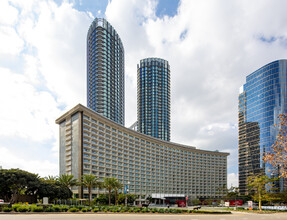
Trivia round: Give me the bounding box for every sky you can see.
[1,0,287,188]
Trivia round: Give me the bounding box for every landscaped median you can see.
[0,204,232,214]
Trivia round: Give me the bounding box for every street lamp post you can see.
[125,181,130,207]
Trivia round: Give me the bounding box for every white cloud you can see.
[0,0,92,175]
[0,0,18,26]
[0,146,58,177]
[0,67,59,141]
[0,26,24,56]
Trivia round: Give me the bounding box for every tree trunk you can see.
[109,190,111,206]
[88,187,91,206]
[10,190,18,204]
[259,192,262,211]
[115,190,118,205]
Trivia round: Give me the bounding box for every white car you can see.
[0,199,4,204]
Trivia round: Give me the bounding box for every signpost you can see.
[43,197,48,205]
[225,201,230,208]
[248,201,253,210]
[125,183,129,206]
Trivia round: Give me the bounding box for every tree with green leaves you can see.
[44,175,58,183]
[248,175,277,211]
[38,178,72,201]
[117,193,136,205]
[104,177,117,206]
[58,174,78,189]
[81,174,101,206]
[113,179,123,205]
[264,114,287,178]
[0,169,40,203]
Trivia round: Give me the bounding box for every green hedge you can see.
[2,207,12,212]
[3,204,231,214]
[68,207,79,212]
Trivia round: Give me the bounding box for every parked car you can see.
[0,199,4,204]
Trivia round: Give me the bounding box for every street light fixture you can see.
[125,181,130,206]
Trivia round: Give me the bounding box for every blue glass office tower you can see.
[137,58,170,141]
[87,18,125,125]
[239,60,287,195]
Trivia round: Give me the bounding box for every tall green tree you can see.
[38,178,72,201]
[113,179,123,205]
[0,169,40,203]
[82,174,101,206]
[58,174,78,189]
[44,175,58,183]
[104,177,117,206]
[117,193,136,205]
[248,175,276,211]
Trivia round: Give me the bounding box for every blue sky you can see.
[1,0,287,188]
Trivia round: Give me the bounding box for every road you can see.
[0,212,287,220]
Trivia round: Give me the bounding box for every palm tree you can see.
[113,179,123,205]
[104,177,117,206]
[44,175,58,183]
[82,174,101,206]
[58,174,78,189]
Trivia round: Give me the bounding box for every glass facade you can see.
[239,60,287,194]
[137,58,170,141]
[87,18,125,125]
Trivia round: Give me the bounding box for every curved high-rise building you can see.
[239,60,287,195]
[137,58,170,141]
[87,18,125,125]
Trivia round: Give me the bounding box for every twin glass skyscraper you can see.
[87,18,171,141]
[239,60,287,195]
[87,18,125,125]
[137,58,171,141]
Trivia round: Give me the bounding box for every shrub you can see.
[17,206,29,212]
[44,207,55,212]
[31,206,44,212]
[77,205,85,210]
[60,206,69,212]
[52,205,61,212]
[152,208,158,213]
[12,204,21,212]
[93,207,100,212]
[164,208,170,213]
[134,208,141,213]
[81,208,89,212]
[68,207,79,212]
[145,208,151,213]
[158,208,165,213]
[170,209,177,213]
[121,207,129,212]
[3,207,12,212]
